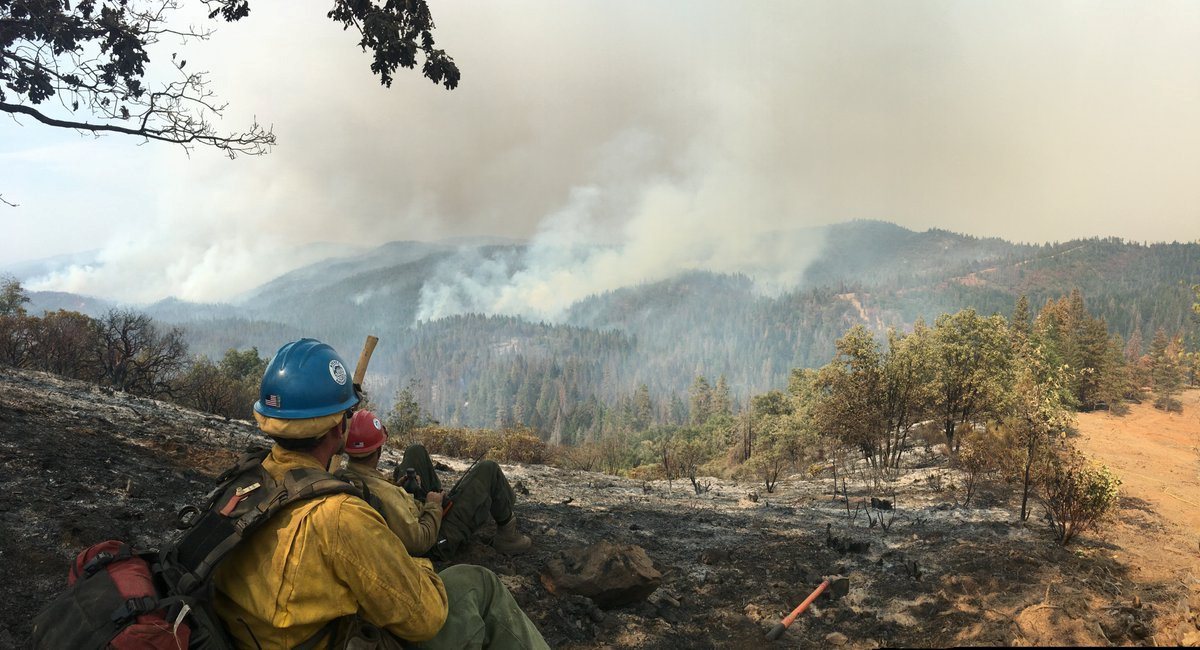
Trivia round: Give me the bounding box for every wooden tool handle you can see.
[352,335,379,386]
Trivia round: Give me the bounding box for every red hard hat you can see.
[345,410,386,455]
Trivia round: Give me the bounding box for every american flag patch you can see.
[265,394,280,408]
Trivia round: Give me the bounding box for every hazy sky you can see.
[3,1,1199,302]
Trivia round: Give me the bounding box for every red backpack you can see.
[58,540,191,649]
[30,447,371,649]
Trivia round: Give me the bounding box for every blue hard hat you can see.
[254,338,360,420]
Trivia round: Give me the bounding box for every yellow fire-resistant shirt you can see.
[212,446,448,649]
[342,458,443,556]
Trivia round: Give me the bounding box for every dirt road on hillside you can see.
[1076,389,1200,645]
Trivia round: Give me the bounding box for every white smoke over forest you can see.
[415,179,828,322]
[10,2,1200,305]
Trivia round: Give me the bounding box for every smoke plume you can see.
[11,1,1200,306]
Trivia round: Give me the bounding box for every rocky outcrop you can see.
[540,541,661,609]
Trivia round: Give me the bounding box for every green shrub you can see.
[491,428,548,464]
[626,464,664,481]
[1153,396,1183,413]
[955,429,1003,507]
[406,426,489,458]
[1038,449,1121,545]
[551,442,602,472]
[913,423,946,456]
[396,425,548,465]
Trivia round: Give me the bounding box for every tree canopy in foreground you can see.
[0,0,458,156]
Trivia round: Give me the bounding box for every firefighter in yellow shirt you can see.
[211,338,548,649]
[340,410,532,557]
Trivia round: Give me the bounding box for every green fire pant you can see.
[399,445,518,557]
[415,565,550,650]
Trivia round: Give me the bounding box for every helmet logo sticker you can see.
[329,360,348,385]
[373,418,382,430]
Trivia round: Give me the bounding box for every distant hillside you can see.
[26,290,114,316]
[236,240,457,322]
[0,249,101,282]
[799,221,1027,289]
[16,221,1200,439]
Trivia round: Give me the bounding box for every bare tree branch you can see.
[0,100,272,153]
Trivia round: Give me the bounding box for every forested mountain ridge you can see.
[798,221,1026,289]
[234,240,459,328]
[17,221,1199,441]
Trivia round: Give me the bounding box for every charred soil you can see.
[2,367,1198,648]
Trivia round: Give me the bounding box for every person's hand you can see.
[425,490,444,507]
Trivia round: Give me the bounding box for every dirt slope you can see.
[1075,390,1200,645]
[2,367,1198,648]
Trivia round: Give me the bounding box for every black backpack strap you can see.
[217,447,271,483]
[168,463,365,594]
[334,469,385,514]
[110,595,181,625]
[188,447,274,521]
[281,467,358,504]
[294,616,348,650]
[81,543,135,577]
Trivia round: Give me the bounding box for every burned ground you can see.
[1,366,1197,648]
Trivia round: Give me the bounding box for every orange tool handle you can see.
[765,579,830,641]
[783,579,829,625]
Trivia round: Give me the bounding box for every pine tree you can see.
[633,384,654,430]
[712,375,732,417]
[386,379,427,438]
[1124,326,1151,392]
[1150,329,1184,411]
[1011,294,1031,340]
[1097,334,1132,413]
[1075,316,1111,410]
[668,395,687,426]
[512,400,527,427]
[1125,326,1143,364]
[688,376,712,426]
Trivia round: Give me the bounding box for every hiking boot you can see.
[493,517,532,554]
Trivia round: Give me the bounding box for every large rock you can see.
[540,541,661,609]
[825,631,848,646]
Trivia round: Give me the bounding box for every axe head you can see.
[826,576,850,600]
